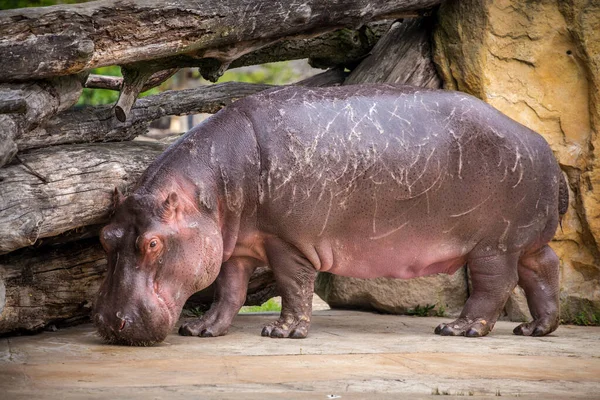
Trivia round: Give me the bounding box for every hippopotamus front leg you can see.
[261,238,317,339]
[179,258,257,337]
[435,252,519,337]
[513,245,560,336]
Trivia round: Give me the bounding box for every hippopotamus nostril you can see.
[115,311,128,331]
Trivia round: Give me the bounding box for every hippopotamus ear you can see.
[113,187,125,209]
[161,192,179,221]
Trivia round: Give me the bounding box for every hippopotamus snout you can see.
[94,298,172,346]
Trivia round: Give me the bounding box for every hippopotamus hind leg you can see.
[435,252,519,337]
[179,258,257,337]
[261,238,317,339]
[513,245,560,336]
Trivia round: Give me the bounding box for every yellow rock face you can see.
[434,0,600,322]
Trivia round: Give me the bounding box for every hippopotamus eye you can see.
[150,240,157,248]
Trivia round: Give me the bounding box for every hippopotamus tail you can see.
[558,171,569,227]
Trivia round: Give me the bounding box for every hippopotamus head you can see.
[93,189,223,345]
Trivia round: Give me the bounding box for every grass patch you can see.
[572,311,600,326]
[239,298,282,314]
[407,304,447,317]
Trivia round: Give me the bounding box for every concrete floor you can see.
[1,310,599,399]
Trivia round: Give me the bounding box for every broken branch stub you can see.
[114,67,154,122]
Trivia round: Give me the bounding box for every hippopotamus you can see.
[94,84,567,345]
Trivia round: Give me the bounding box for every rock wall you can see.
[434,0,600,323]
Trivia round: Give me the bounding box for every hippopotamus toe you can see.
[513,318,559,337]
[435,318,492,337]
[261,318,310,339]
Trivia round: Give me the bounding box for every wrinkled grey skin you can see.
[94,85,566,345]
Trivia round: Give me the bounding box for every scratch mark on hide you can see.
[498,218,510,252]
[450,194,492,218]
[372,193,378,234]
[370,221,409,240]
[318,190,333,237]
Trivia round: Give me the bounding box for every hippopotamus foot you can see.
[261,313,311,339]
[262,239,317,339]
[179,258,257,338]
[179,311,231,337]
[436,252,519,338]
[435,317,493,337]
[513,245,560,336]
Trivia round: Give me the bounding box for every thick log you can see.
[16,82,274,151]
[0,239,106,333]
[193,22,391,82]
[0,76,83,167]
[0,0,443,82]
[0,239,276,334]
[0,141,168,255]
[345,17,441,87]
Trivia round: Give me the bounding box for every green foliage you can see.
[0,0,90,10]
[239,298,282,314]
[207,62,301,85]
[406,304,436,317]
[572,311,600,326]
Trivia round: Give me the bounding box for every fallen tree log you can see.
[0,0,443,82]
[0,75,83,167]
[17,71,346,152]
[16,82,273,151]
[0,239,277,334]
[0,141,168,255]
[0,239,106,333]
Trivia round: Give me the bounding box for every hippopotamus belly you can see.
[95,84,565,345]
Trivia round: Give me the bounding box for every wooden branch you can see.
[17,70,350,153]
[84,74,122,91]
[0,0,443,82]
[16,82,273,151]
[85,69,179,92]
[345,17,441,87]
[114,67,154,122]
[0,141,168,255]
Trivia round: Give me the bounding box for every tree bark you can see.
[0,0,443,82]
[344,17,441,87]
[0,238,106,333]
[0,76,83,167]
[194,22,391,82]
[16,73,347,153]
[0,141,168,255]
[16,82,274,151]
